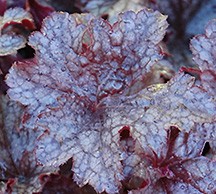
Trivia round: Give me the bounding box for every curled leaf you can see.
[0,7,35,56]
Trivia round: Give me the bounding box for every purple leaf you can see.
[0,7,35,32]
[0,7,35,56]
[35,71,216,193]
[190,19,216,95]
[0,95,54,193]
[190,19,216,72]
[120,71,216,193]
[6,9,168,110]
[35,95,125,193]
[128,126,216,193]
[0,34,26,56]
[5,6,216,194]
[200,70,216,96]
[6,9,168,193]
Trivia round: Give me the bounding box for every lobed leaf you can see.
[129,72,215,159]
[119,72,216,193]
[35,95,124,193]
[5,7,216,194]
[6,9,168,111]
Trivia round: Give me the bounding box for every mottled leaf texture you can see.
[129,150,216,194]
[190,19,216,72]
[127,124,216,194]
[129,157,216,194]
[6,9,168,111]
[0,95,53,193]
[200,70,216,96]
[5,8,216,194]
[119,71,216,176]
[190,19,216,160]
[0,7,35,56]
[125,19,216,193]
[0,33,26,56]
[190,19,216,95]
[6,9,168,193]
[9,69,216,194]
[0,7,34,30]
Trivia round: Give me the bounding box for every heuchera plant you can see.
[0,0,216,194]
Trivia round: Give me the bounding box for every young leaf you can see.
[128,126,216,194]
[118,70,216,193]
